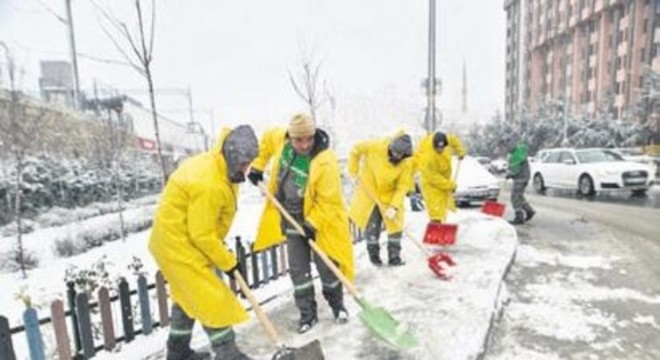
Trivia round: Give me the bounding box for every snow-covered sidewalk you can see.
[102,208,518,360]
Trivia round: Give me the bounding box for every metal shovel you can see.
[233,271,324,360]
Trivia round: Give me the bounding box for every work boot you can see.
[523,204,536,221]
[367,246,383,266]
[211,339,252,360]
[388,256,405,266]
[167,341,212,360]
[297,315,318,334]
[509,210,525,225]
[333,306,349,324]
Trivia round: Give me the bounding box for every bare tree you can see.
[0,45,49,277]
[288,49,338,148]
[90,98,132,241]
[288,49,331,121]
[92,0,167,183]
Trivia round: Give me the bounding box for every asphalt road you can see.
[484,186,660,359]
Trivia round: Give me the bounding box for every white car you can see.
[531,148,654,196]
[453,156,500,206]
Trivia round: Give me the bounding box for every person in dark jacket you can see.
[506,142,535,225]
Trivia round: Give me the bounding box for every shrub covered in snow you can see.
[0,154,161,227]
[52,207,154,258]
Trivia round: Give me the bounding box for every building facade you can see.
[505,0,660,121]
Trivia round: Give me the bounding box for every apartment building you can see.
[504,0,660,121]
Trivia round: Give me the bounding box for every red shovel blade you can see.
[481,201,505,217]
[423,222,458,246]
[427,252,456,279]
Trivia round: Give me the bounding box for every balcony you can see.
[616,70,626,82]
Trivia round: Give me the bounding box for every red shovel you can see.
[481,200,505,217]
[356,180,456,279]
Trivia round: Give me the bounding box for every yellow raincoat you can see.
[149,128,249,328]
[413,133,466,222]
[251,128,355,282]
[348,136,413,234]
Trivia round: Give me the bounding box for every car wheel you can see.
[578,175,595,197]
[631,189,648,197]
[533,173,546,194]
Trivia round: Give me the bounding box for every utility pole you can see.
[64,0,81,110]
[424,0,438,134]
[187,86,194,124]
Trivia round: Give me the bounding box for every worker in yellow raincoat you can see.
[348,133,414,266]
[247,114,354,334]
[414,131,466,223]
[149,125,258,360]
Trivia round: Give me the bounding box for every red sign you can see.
[138,137,157,151]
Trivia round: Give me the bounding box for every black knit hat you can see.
[389,134,413,157]
[432,131,448,149]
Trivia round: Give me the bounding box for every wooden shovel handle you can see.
[356,179,433,258]
[233,270,282,347]
[257,182,359,297]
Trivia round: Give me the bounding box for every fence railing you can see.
[1,224,364,360]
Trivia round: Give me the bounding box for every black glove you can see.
[224,261,242,279]
[505,173,513,180]
[458,155,465,160]
[302,222,316,241]
[247,169,263,186]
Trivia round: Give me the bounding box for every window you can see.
[615,82,621,94]
[640,76,645,86]
[641,47,646,62]
[544,151,562,164]
[559,152,577,164]
[644,19,649,33]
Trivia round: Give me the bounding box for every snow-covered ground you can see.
[2,183,518,360]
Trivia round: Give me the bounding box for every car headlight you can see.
[596,169,619,177]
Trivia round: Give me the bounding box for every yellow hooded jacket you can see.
[148,128,249,328]
[413,133,466,222]
[348,136,413,234]
[251,128,355,282]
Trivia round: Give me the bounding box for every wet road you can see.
[486,183,660,360]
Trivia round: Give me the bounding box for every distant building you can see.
[504,0,660,121]
[39,61,74,108]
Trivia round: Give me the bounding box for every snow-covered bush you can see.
[63,256,114,295]
[51,207,154,259]
[0,247,39,272]
[53,236,86,257]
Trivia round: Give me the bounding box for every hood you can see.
[213,125,259,183]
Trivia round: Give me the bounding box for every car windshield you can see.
[575,150,624,163]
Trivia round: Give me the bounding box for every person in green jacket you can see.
[506,142,535,225]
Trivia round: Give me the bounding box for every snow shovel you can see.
[257,182,418,350]
[481,200,505,217]
[423,157,463,245]
[233,270,325,360]
[356,179,455,278]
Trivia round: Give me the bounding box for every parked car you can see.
[489,158,508,175]
[453,156,500,206]
[531,148,654,196]
[611,147,658,180]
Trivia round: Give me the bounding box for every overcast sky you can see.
[0,0,505,135]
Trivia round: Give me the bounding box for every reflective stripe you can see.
[387,238,401,244]
[294,280,314,293]
[290,166,309,178]
[322,280,341,289]
[169,328,193,337]
[366,238,380,245]
[208,328,233,343]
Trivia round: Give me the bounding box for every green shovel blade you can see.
[356,297,418,349]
